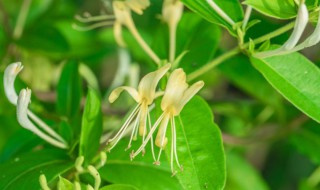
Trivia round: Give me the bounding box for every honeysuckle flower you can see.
[4,63,67,148]
[17,89,68,149]
[107,64,171,154]
[125,0,150,15]
[131,68,204,175]
[255,1,309,58]
[162,0,183,63]
[4,62,24,105]
[112,1,161,64]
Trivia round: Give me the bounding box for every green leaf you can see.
[58,176,74,190]
[100,140,182,190]
[168,96,226,190]
[57,61,82,118]
[225,151,269,190]
[79,88,103,164]
[0,149,73,190]
[181,0,243,35]
[244,0,296,19]
[99,184,138,190]
[250,53,320,123]
[244,0,319,19]
[18,24,69,54]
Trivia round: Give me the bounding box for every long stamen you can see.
[154,114,170,164]
[170,117,176,175]
[155,148,163,165]
[75,14,115,23]
[27,111,65,143]
[17,89,67,149]
[147,111,156,161]
[72,21,114,31]
[126,108,142,150]
[131,113,165,159]
[108,104,141,151]
[172,117,182,170]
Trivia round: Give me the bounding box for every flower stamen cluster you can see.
[108,65,204,174]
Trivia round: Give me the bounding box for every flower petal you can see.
[161,68,188,112]
[4,62,24,105]
[174,81,204,115]
[126,0,150,15]
[113,1,131,26]
[109,86,140,103]
[138,64,171,104]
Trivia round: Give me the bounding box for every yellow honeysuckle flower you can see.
[131,68,204,175]
[107,64,171,154]
[125,0,150,15]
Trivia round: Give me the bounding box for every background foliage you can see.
[1,0,320,190]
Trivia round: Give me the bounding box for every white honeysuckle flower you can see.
[107,64,171,154]
[4,62,24,105]
[112,1,161,63]
[255,1,309,58]
[131,68,204,175]
[17,89,68,149]
[3,63,67,144]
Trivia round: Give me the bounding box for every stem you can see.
[187,49,239,81]
[242,6,252,30]
[126,18,161,65]
[187,21,295,81]
[169,22,177,63]
[13,0,32,39]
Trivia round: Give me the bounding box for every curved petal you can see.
[126,0,150,15]
[281,2,308,50]
[3,62,24,105]
[138,64,171,104]
[161,68,188,112]
[109,86,140,103]
[174,81,204,115]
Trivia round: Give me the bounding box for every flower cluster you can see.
[3,63,68,149]
[107,64,204,174]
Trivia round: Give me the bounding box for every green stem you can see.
[187,21,295,81]
[13,0,32,39]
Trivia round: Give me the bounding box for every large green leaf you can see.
[100,140,182,190]
[79,88,103,164]
[244,0,319,19]
[168,96,226,190]
[250,53,320,123]
[57,61,82,118]
[17,24,69,54]
[181,0,243,35]
[0,149,73,190]
[225,151,269,190]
